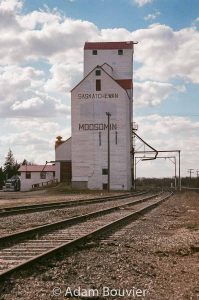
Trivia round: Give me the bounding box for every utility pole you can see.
[187,168,194,187]
[106,112,111,192]
[134,150,181,191]
[187,169,194,179]
[132,122,138,190]
[178,151,181,191]
[167,156,177,190]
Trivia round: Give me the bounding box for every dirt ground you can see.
[0,191,198,300]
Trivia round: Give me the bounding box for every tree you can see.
[0,167,5,189]
[3,149,20,179]
[21,159,33,165]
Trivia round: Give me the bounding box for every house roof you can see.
[84,41,134,50]
[19,165,55,172]
[116,79,132,90]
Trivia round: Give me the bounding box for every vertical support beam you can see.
[134,157,137,191]
[106,112,111,192]
[178,150,181,191]
[174,156,177,190]
[132,143,135,189]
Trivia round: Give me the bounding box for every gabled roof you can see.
[19,165,55,172]
[71,64,132,93]
[116,79,132,90]
[84,41,134,50]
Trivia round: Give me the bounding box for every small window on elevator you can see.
[95,69,101,76]
[96,79,101,91]
[118,49,123,55]
[92,50,97,55]
[102,168,108,175]
[103,183,108,190]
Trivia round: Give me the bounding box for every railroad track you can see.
[0,191,148,217]
[0,191,173,281]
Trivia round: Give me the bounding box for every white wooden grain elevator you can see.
[71,41,134,190]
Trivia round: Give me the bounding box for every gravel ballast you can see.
[0,192,198,300]
[0,194,151,236]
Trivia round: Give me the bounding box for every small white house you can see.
[18,165,56,191]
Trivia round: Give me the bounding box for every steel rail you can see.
[0,192,173,281]
[0,191,148,217]
[0,191,159,245]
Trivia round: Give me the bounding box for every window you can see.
[95,69,101,76]
[102,168,108,175]
[118,49,123,55]
[40,172,46,179]
[92,50,97,55]
[26,172,31,179]
[103,183,108,190]
[33,184,39,188]
[96,79,101,91]
[53,171,55,177]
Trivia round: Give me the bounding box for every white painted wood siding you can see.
[71,68,132,190]
[55,139,72,182]
[20,172,55,191]
[84,49,133,79]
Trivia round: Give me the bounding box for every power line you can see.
[135,113,199,117]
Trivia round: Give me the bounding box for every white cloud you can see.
[134,81,186,106]
[136,114,199,138]
[133,24,199,83]
[0,118,71,165]
[18,10,62,30]
[0,130,54,164]
[11,97,44,111]
[0,0,22,11]
[192,17,199,26]
[0,65,70,117]
[144,11,160,21]
[134,115,199,176]
[133,0,153,7]
[8,119,60,133]
[45,63,83,93]
[0,4,98,65]
[0,2,198,85]
[0,1,198,174]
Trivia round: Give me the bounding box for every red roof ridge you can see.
[115,79,133,90]
[71,65,132,95]
[84,41,134,50]
[19,165,55,172]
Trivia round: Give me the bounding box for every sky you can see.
[0,0,199,179]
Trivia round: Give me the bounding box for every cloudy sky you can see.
[0,0,198,178]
